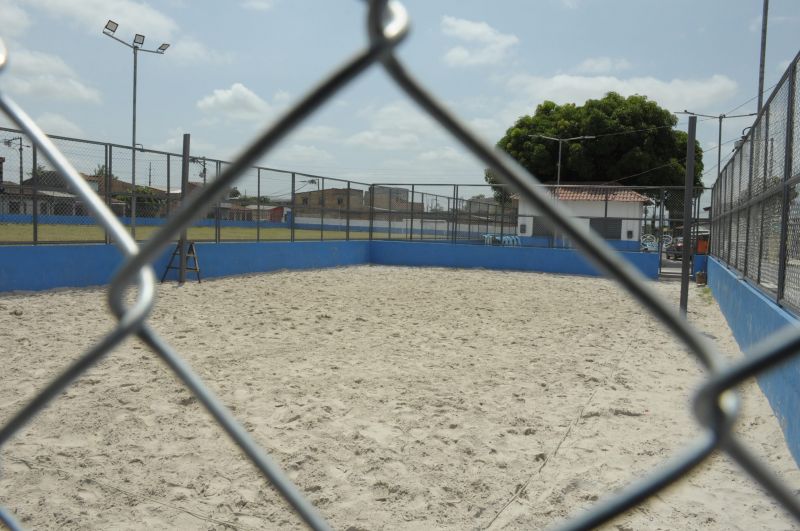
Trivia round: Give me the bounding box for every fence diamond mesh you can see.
[2,2,800,530]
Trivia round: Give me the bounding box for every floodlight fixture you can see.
[133,34,145,46]
[104,20,118,34]
[157,43,170,53]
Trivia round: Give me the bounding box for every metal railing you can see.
[1,3,800,530]
[710,50,800,314]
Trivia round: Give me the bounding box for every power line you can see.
[599,135,741,186]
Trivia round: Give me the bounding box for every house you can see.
[516,183,652,243]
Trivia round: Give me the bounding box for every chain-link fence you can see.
[2,3,800,530]
[0,131,709,258]
[711,52,800,312]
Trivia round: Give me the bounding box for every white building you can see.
[517,185,651,242]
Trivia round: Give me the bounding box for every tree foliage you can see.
[486,92,703,201]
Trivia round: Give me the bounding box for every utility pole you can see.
[678,111,756,184]
[757,0,769,113]
[529,134,596,186]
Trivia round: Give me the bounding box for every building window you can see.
[337,197,344,206]
[589,217,622,239]
[519,223,527,235]
[301,197,308,205]
[626,230,634,239]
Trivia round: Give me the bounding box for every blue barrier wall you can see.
[0,241,371,291]
[0,240,660,292]
[708,257,800,465]
[370,241,660,280]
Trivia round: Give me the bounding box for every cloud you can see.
[345,130,420,151]
[749,14,798,32]
[346,101,440,151]
[27,0,178,39]
[26,0,233,65]
[418,146,463,163]
[34,113,84,137]
[506,73,738,113]
[441,16,518,67]
[197,83,273,122]
[5,49,101,103]
[0,0,31,38]
[169,37,235,65]
[241,0,273,11]
[776,59,793,74]
[573,57,632,75]
[290,125,340,143]
[266,144,334,166]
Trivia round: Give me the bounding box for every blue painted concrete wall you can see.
[708,257,800,466]
[0,240,659,292]
[370,241,660,280]
[0,241,370,291]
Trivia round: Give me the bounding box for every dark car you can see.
[666,237,684,260]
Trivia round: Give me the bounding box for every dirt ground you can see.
[1,266,798,530]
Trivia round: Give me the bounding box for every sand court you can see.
[1,265,798,530]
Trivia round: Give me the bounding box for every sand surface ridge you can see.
[1,265,799,530]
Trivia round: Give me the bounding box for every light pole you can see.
[529,134,596,186]
[678,111,756,186]
[103,19,169,238]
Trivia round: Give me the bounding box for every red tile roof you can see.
[553,186,651,203]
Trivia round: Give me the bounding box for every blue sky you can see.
[0,0,798,197]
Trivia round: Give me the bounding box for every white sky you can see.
[0,0,798,198]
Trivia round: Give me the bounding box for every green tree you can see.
[486,92,704,201]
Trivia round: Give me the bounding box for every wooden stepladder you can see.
[161,241,201,283]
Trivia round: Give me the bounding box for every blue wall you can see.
[0,241,370,291]
[0,240,659,292]
[708,257,800,466]
[370,241,660,280]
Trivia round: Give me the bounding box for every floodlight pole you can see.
[103,22,168,239]
[132,44,138,237]
[529,134,596,186]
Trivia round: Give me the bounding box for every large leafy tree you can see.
[486,92,703,202]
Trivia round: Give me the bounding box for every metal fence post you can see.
[166,153,171,219]
[256,168,261,242]
[467,199,472,241]
[743,131,755,278]
[500,200,505,240]
[31,143,38,244]
[777,63,795,302]
[369,185,375,240]
[758,111,771,284]
[179,133,190,284]
[657,188,665,274]
[452,185,458,243]
[344,180,350,241]
[215,161,221,244]
[103,144,110,244]
[408,184,414,240]
[290,172,296,242]
[320,177,325,241]
[387,187,393,240]
[680,116,697,315]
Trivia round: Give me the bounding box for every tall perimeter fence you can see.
[0,124,710,254]
[2,3,800,530]
[711,50,800,312]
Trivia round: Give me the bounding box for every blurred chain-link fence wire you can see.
[2,2,800,529]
